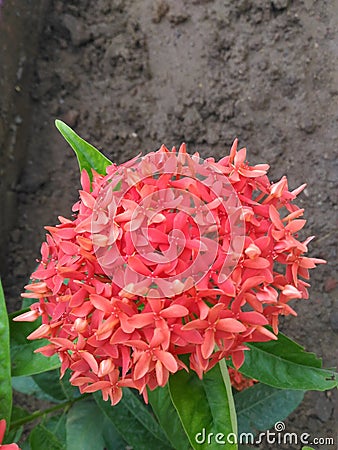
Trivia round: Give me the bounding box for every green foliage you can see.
[2,406,28,445]
[168,362,237,450]
[94,390,173,450]
[0,280,12,425]
[66,400,126,450]
[55,120,112,179]
[148,384,191,450]
[9,310,60,377]
[234,383,304,436]
[29,424,65,450]
[32,369,81,403]
[233,332,337,391]
[12,374,61,403]
[43,413,67,444]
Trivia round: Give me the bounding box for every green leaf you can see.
[169,362,237,450]
[235,383,304,437]
[55,120,112,179]
[20,441,31,450]
[12,375,61,403]
[235,332,337,391]
[29,424,64,450]
[102,420,127,450]
[0,279,12,425]
[94,390,173,450]
[302,447,316,450]
[2,406,29,445]
[9,310,60,376]
[122,388,170,443]
[66,399,125,450]
[148,384,191,450]
[32,369,80,403]
[43,412,67,445]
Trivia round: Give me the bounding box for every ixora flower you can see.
[15,138,325,405]
[0,420,21,450]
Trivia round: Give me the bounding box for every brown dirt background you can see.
[2,0,337,449]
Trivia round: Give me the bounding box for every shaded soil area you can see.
[3,0,337,448]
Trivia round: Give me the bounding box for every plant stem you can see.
[219,358,238,437]
[9,395,87,430]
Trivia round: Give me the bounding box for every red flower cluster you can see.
[15,140,325,404]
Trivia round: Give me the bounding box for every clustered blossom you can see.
[15,140,325,405]
[0,420,20,450]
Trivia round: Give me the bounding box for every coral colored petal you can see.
[255,326,277,340]
[154,350,178,373]
[155,360,164,386]
[90,294,114,313]
[282,285,302,298]
[128,313,154,328]
[134,352,151,380]
[240,276,265,293]
[127,256,152,276]
[217,318,246,333]
[149,328,164,348]
[198,299,210,320]
[83,381,112,393]
[238,311,268,325]
[232,350,245,369]
[80,351,99,374]
[27,324,50,340]
[245,257,271,269]
[13,310,40,322]
[182,319,208,330]
[299,257,326,268]
[269,205,284,230]
[45,226,76,240]
[234,147,246,166]
[110,387,123,406]
[285,219,306,233]
[2,444,20,450]
[201,329,215,359]
[71,301,94,317]
[147,228,169,244]
[161,305,189,318]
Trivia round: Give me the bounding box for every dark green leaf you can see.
[3,406,29,444]
[148,384,191,450]
[9,311,60,376]
[43,412,67,444]
[235,383,304,437]
[0,279,12,425]
[234,332,337,391]
[29,424,64,450]
[122,388,170,443]
[169,363,237,450]
[55,120,112,179]
[33,369,80,403]
[20,440,31,450]
[66,399,123,450]
[102,420,128,450]
[12,375,60,403]
[94,390,173,450]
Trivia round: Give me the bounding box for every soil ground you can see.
[3,1,337,449]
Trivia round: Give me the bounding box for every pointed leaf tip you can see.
[55,119,112,180]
